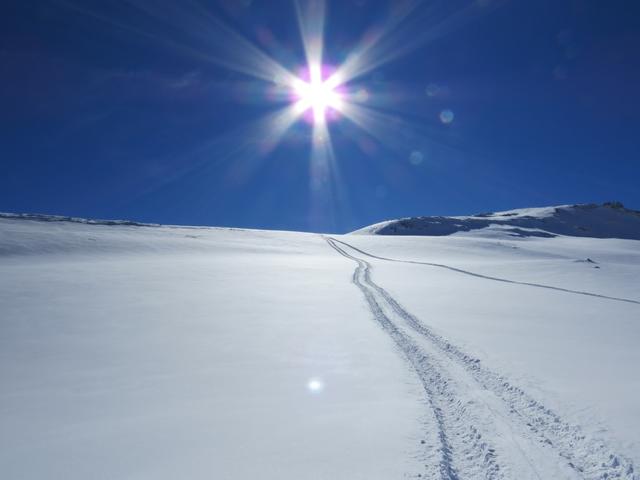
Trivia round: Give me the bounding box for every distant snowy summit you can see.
[352,202,640,240]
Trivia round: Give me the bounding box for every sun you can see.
[291,64,343,124]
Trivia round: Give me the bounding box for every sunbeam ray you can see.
[126,0,299,84]
[334,0,494,83]
[58,0,297,85]
[295,0,326,71]
[308,119,338,230]
[339,102,457,159]
[130,104,302,205]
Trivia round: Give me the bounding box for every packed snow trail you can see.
[326,238,503,480]
[326,237,637,480]
[331,237,640,305]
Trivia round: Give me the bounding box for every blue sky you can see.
[1,0,639,232]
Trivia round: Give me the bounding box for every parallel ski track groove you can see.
[329,237,640,305]
[328,236,637,480]
[327,238,503,480]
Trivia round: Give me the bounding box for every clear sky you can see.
[2,0,639,232]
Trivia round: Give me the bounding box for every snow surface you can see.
[1,208,639,479]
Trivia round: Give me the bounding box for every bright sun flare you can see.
[292,64,342,124]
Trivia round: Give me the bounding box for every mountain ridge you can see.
[352,202,640,240]
[3,202,640,240]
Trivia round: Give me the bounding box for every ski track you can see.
[329,237,640,306]
[325,237,637,480]
[327,238,503,480]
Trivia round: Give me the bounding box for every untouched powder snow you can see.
[1,209,639,479]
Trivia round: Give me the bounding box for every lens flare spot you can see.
[426,83,439,97]
[355,88,369,103]
[440,109,454,124]
[307,378,324,393]
[409,150,424,165]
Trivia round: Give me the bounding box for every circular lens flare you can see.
[292,64,343,124]
[307,378,324,393]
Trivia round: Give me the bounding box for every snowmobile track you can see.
[327,237,503,479]
[326,237,637,480]
[329,237,640,305]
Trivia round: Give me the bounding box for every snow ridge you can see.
[353,203,640,240]
[0,212,161,227]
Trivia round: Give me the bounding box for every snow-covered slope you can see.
[352,202,640,239]
[1,211,639,479]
